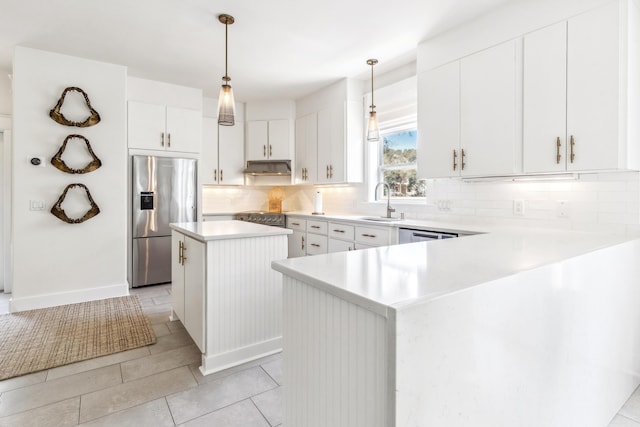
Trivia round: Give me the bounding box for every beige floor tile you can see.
[620,386,640,423]
[261,358,283,385]
[151,323,172,338]
[46,347,150,381]
[0,364,121,417]
[121,344,201,382]
[148,329,195,355]
[609,415,640,426]
[179,399,270,427]
[79,366,196,423]
[145,312,172,325]
[142,303,172,315]
[251,386,282,427]
[130,285,171,298]
[78,398,174,427]
[0,371,47,393]
[152,295,172,305]
[167,366,277,425]
[167,320,185,333]
[0,397,80,427]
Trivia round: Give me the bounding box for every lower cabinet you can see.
[171,231,205,352]
[286,216,392,257]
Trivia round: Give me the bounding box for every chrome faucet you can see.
[375,182,396,218]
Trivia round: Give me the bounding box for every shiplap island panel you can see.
[170,221,291,375]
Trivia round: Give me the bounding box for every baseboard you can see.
[199,337,282,376]
[10,283,130,312]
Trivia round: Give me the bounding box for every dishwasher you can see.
[398,227,458,244]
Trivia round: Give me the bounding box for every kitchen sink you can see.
[360,216,402,223]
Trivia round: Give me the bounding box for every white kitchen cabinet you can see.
[460,40,518,176]
[418,40,517,178]
[296,78,363,184]
[417,61,461,179]
[295,113,318,183]
[170,231,205,352]
[565,0,638,171]
[128,101,201,153]
[523,22,568,173]
[328,238,354,252]
[246,119,290,161]
[286,217,307,258]
[201,116,245,185]
[355,224,392,247]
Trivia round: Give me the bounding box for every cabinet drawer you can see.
[306,233,328,255]
[328,238,354,253]
[355,225,391,247]
[328,222,355,241]
[287,217,307,231]
[307,219,328,234]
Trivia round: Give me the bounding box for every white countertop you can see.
[170,220,292,242]
[272,228,636,316]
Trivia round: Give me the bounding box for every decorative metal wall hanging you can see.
[49,87,101,127]
[50,183,100,224]
[51,134,102,174]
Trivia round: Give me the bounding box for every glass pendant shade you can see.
[217,82,235,126]
[367,111,380,141]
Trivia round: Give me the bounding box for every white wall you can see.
[0,73,12,115]
[11,47,128,311]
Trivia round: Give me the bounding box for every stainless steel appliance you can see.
[131,155,197,287]
[234,211,285,227]
[398,227,458,244]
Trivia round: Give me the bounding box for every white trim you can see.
[10,283,129,312]
[0,115,11,294]
[199,337,282,376]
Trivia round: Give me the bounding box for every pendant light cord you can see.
[224,20,229,80]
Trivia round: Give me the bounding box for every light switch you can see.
[29,200,45,211]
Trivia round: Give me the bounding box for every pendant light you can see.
[366,58,380,141]
[217,14,236,126]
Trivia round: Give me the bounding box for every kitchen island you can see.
[272,229,640,427]
[170,221,291,375]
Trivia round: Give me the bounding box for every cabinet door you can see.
[523,22,568,173]
[201,117,219,185]
[287,230,306,258]
[128,101,166,150]
[183,236,205,352]
[268,119,290,160]
[219,122,246,185]
[246,120,269,160]
[166,107,201,153]
[328,238,354,253]
[306,233,328,255]
[566,1,620,171]
[417,62,461,179]
[170,232,185,322]
[460,40,517,176]
[317,104,344,183]
[295,113,318,184]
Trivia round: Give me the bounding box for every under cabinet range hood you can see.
[244,160,292,176]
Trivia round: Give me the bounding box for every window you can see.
[378,125,425,199]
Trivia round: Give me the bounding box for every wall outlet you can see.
[29,200,46,211]
[437,199,452,211]
[557,200,569,218]
[513,199,525,216]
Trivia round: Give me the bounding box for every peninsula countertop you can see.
[271,228,637,316]
[170,220,292,242]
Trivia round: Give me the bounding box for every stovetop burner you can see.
[234,211,285,227]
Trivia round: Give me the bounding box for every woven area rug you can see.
[0,295,156,380]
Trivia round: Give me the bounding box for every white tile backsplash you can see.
[202,171,640,235]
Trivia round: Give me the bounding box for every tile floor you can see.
[0,284,282,426]
[0,285,638,426]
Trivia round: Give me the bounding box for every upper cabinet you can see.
[525,1,639,172]
[419,0,640,178]
[295,78,364,184]
[295,113,318,184]
[246,119,290,160]
[201,102,245,186]
[418,41,517,178]
[128,101,201,153]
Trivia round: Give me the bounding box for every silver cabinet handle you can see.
[220,169,223,181]
[168,133,171,148]
[361,233,377,238]
[301,236,305,250]
[310,243,320,247]
[161,132,165,147]
[333,229,345,233]
[310,225,321,229]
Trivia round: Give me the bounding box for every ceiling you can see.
[0,0,513,102]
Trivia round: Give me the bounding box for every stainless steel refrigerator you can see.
[131,155,197,287]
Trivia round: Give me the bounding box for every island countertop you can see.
[271,228,637,316]
[170,220,292,243]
